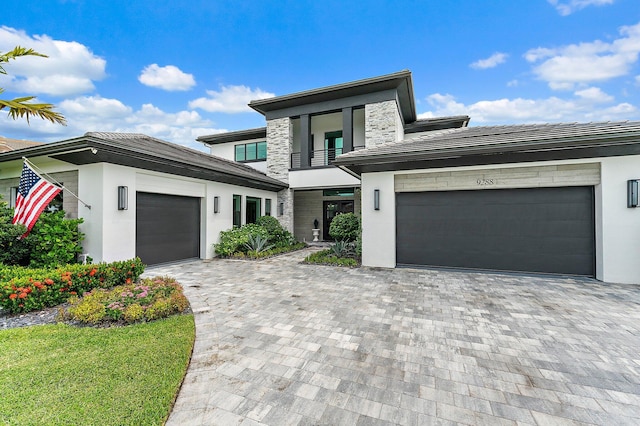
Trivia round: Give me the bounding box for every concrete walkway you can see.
[145,248,640,425]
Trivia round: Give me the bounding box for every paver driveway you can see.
[145,248,640,425]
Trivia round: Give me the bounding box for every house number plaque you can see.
[476,178,495,186]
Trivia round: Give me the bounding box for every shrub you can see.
[64,276,189,325]
[231,242,307,259]
[0,197,29,266]
[0,196,85,268]
[24,211,84,268]
[303,249,359,267]
[214,223,268,257]
[329,213,360,242]
[0,258,145,314]
[255,216,295,247]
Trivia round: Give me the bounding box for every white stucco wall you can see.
[23,161,281,263]
[360,156,640,285]
[361,171,396,268]
[599,155,640,284]
[289,167,360,190]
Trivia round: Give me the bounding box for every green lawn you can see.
[0,314,195,425]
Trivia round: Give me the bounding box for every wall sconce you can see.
[374,189,380,210]
[628,180,639,208]
[278,202,284,216]
[213,196,220,213]
[117,186,128,210]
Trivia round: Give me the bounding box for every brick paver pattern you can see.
[145,248,640,425]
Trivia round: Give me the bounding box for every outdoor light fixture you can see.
[214,196,220,213]
[278,202,284,216]
[374,189,380,210]
[117,186,128,210]
[628,180,639,208]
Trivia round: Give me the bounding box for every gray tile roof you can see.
[335,121,640,164]
[0,132,287,192]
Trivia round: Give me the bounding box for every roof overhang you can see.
[197,127,267,145]
[335,132,640,176]
[0,136,287,192]
[249,70,416,123]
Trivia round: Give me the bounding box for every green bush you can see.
[24,210,84,268]
[255,216,295,247]
[0,198,29,266]
[231,242,307,259]
[329,213,360,242]
[0,258,145,314]
[303,249,359,267]
[64,276,189,324]
[0,196,85,268]
[214,224,268,256]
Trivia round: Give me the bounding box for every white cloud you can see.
[1,96,227,150]
[0,26,106,96]
[189,85,275,113]
[418,92,636,124]
[507,80,519,87]
[573,87,614,103]
[138,64,195,91]
[636,75,640,85]
[470,52,508,70]
[525,21,640,90]
[547,0,614,16]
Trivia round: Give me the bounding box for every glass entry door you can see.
[323,200,354,240]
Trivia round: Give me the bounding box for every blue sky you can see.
[1,0,639,150]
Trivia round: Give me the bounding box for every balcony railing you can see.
[291,148,343,169]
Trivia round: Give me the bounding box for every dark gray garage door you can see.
[136,192,200,265]
[396,187,595,276]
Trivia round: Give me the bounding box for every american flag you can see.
[12,161,62,238]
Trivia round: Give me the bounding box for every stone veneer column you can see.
[365,100,403,148]
[266,117,295,233]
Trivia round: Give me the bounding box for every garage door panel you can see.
[136,192,200,265]
[396,187,595,276]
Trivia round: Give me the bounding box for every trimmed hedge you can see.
[0,258,145,314]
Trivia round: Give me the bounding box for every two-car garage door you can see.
[136,192,200,265]
[396,187,595,276]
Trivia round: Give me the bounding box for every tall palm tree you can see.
[0,46,66,125]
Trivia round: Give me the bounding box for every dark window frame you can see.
[233,194,242,228]
[234,141,267,163]
[265,198,272,216]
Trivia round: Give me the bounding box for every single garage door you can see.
[396,186,595,276]
[136,192,200,265]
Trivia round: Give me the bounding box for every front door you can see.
[323,200,354,240]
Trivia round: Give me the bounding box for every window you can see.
[324,131,343,163]
[323,188,355,197]
[10,186,63,211]
[233,195,242,227]
[265,198,272,216]
[246,197,261,224]
[234,141,267,162]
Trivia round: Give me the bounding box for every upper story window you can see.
[235,141,267,162]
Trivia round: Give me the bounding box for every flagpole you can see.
[22,157,92,210]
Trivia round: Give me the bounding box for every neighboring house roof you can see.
[249,70,416,123]
[334,121,640,174]
[0,136,43,153]
[0,132,287,192]
[197,127,267,145]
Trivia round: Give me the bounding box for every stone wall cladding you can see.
[0,170,79,218]
[266,117,294,232]
[365,100,402,148]
[394,163,601,192]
